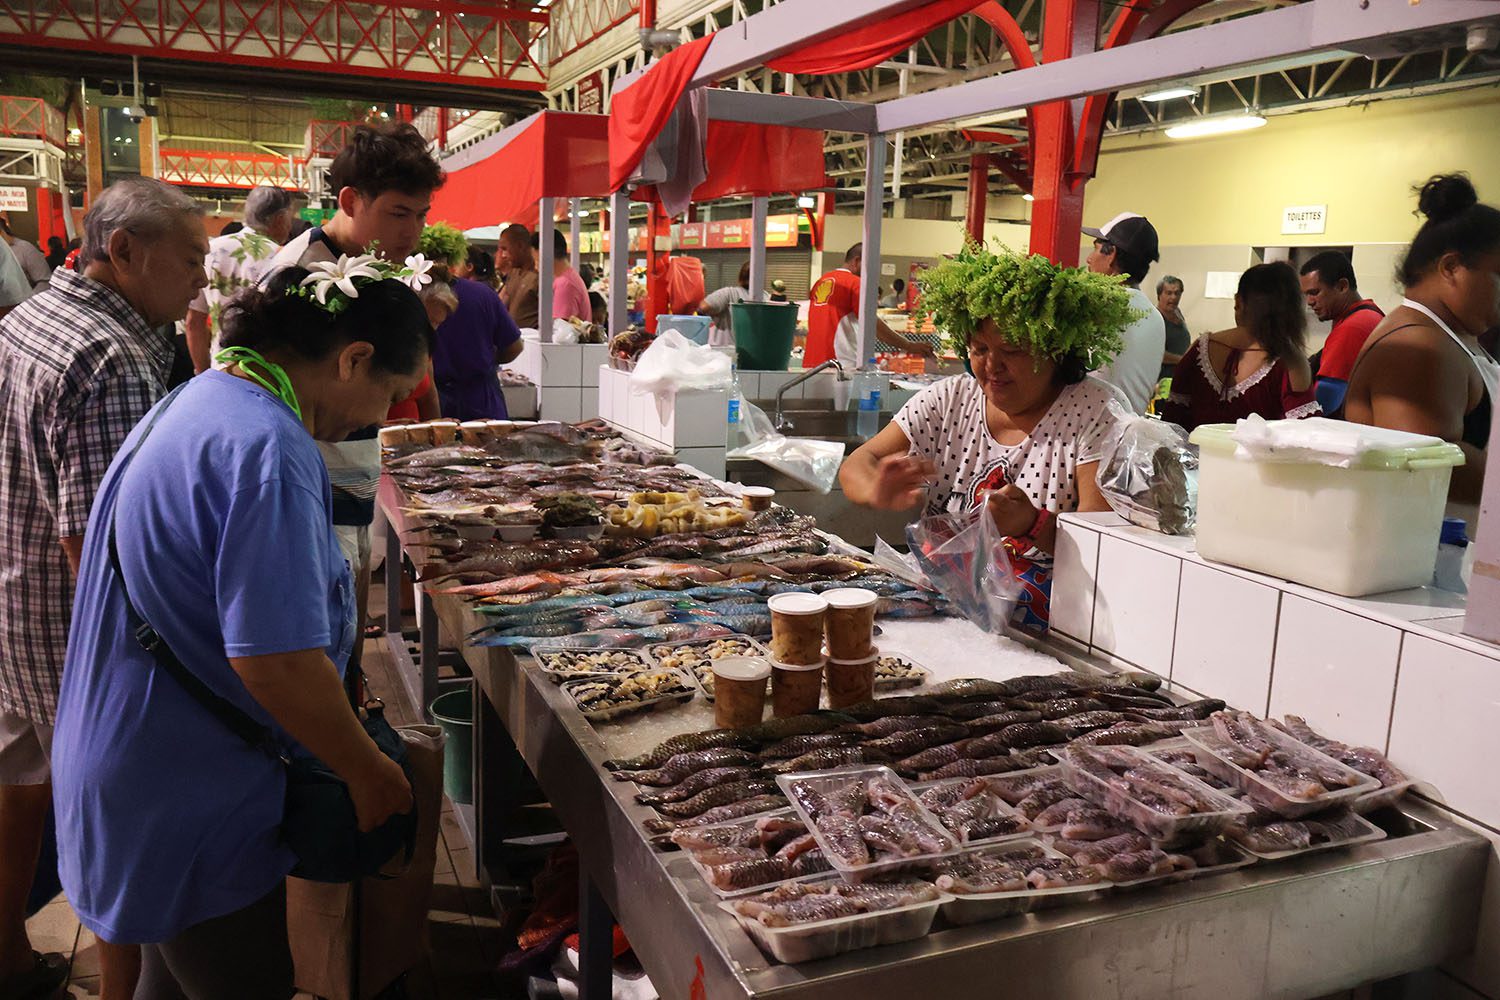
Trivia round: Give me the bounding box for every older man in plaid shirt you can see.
[0,176,207,999]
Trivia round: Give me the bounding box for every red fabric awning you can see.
[607,35,713,195]
[766,0,986,74]
[631,121,828,205]
[429,111,611,231]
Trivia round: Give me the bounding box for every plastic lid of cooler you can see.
[1192,416,1463,470]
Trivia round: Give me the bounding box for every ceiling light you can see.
[1165,113,1266,139]
[1141,85,1198,102]
[1021,193,1034,202]
[575,209,590,218]
[797,195,816,209]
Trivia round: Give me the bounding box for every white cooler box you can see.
[1190,419,1465,597]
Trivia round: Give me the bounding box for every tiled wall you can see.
[1052,512,1499,997]
[597,366,729,479]
[503,343,608,423]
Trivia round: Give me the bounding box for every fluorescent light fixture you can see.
[1165,113,1266,139]
[1021,193,1035,202]
[575,209,590,218]
[797,195,817,209]
[1140,85,1198,103]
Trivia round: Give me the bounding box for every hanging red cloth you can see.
[608,35,713,194]
[766,0,986,74]
[632,122,827,205]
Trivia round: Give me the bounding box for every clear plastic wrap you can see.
[1059,745,1252,841]
[905,504,1021,633]
[727,400,845,494]
[628,329,732,398]
[720,877,942,963]
[1182,724,1380,818]
[1096,401,1198,535]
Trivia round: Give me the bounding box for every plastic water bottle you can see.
[726,366,743,445]
[855,362,882,439]
[1433,517,1469,593]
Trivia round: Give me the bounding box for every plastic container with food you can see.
[377,425,410,448]
[777,766,958,882]
[548,522,606,541]
[1190,420,1465,596]
[932,840,1108,925]
[1142,738,1243,797]
[530,646,655,684]
[428,419,460,444]
[1060,745,1253,841]
[719,877,942,964]
[909,778,1035,848]
[740,486,776,512]
[670,809,831,897]
[822,587,877,661]
[459,419,491,443]
[713,657,772,730]
[560,668,695,722]
[872,654,931,691]
[771,659,825,718]
[767,593,827,666]
[649,635,771,702]
[405,422,433,445]
[1181,725,1380,819]
[1226,809,1386,861]
[824,652,877,709]
[1105,837,1257,890]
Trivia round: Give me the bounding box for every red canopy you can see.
[631,121,828,206]
[766,0,986,74]
[429,110,610,231]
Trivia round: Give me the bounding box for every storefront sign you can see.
[0,186,28,212]
[577,73,605,116]
[676,215,801,251]
[1281,204,1327,235]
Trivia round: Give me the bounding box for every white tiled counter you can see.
[1052,511,1500,998]
[597,365,729,479]
[502,341,609,423]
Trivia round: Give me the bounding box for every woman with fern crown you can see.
[839,246,1136,628]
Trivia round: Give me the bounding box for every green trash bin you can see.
[730,301,798,371]
[430,688,473,805]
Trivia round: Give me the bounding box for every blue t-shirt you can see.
[52,370,355,944]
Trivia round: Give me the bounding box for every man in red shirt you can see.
[805,243,932,368]
[1299,251,1384,407]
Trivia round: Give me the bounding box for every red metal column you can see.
[964,153,988,244]
[1028,0,1100,265]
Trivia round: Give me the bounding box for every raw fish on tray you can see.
[784,769,956,873]
[730,880,939,927]
[933,846,1102,895]
[1207,711,1368,802]
[635,767,764,806]
[643,795,788,836]
[1271,715,1409,793]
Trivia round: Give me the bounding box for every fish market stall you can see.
[377,422,1486,1000]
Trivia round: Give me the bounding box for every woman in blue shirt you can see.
[52,265,431,999]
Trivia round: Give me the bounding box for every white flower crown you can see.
[296,252,435,314]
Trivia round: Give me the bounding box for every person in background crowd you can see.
[259,120,444,674]
[1344,173,1500,524]
[0,176,208,1000]
[1298,250,1385,413]
[455,244,498,292]
[769,279,789,303]
[806,244,933,369]
[387,264,450,423]
[1085,212,1167,413]
[1155,275,1190,380]
[434,259,524,420]
[497,224,539,329]
[1160,262,1318,431]
[45,236,66,271]
[537,228,590,324]
[589,291,608,328]
[218,220,244,236]
[699,261,750,347]
[52,266,421,1000]
[186,185,295,374]
[879,278,906,309]
[0,217,51,292]
[579,262,597,289]
[0,238,27,319]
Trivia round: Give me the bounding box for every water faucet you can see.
[774,360,849,433]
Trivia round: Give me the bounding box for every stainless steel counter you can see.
[382,476,1488,1000]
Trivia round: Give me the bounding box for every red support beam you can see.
[1028,0,1100,264]
[964,153,989,244]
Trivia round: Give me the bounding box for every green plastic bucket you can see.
[730,301,798,371]
[430,688,473,805]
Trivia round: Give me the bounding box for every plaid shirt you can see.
[0,269,172,723]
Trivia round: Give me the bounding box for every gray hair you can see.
[1156,274,1184,295]
[243,185,293,232]
[83,177,204,263]
[419,278,459,315]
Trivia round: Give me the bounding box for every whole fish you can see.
[838,695,950,721]
[741,714,846,744]
[635,767,762,806]
[961,708,1045,731]
[766,746,887,775]
[929,678,1015,701]
[605,730,755,771]
[843,715,952,738]
[895,739,977,774]
[656,779,779,819]
[611,748,761,786]
[864,723,970,759]
[758,732,859,761]
[643,794,788,836]
[920,756,1031,782]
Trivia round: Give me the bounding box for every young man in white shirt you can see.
[1084,212,1167,413]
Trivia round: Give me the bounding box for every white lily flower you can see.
[300,254,385,305]
[401,253,435,292]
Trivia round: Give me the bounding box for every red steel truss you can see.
[0,1,548,92]
[158,147,302,189]
[0,95,66,150]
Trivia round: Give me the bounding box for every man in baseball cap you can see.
[1084,212,1166,412]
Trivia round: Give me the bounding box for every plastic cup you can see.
[771,659,825,718]
[825,651,877,709]
[712,656,772,729]
[429,420,460,445]
[823,588,878,661]
[406,422,433,445]
[767,593,828,666]
[460,420,491,443]
[378,425,408,448]
[741,486,776,512]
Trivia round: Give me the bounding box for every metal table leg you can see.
[578,870,614,1000]
[419,584,439,721]
[383,509,401,640]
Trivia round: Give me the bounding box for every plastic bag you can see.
[1097,401,1198,535]
[726,399,844,494]
[905,504,1021,633]
[628,329,732,399]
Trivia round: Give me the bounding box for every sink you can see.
[763,408,893,453]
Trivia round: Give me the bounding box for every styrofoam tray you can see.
[873,654,932,691]
[529,644,657,685]
[909,778,1035,848]
[1226,810,1386,861]
[648,635,770,703]
[778,766,959,882]
[720,878,942,964]
[1060,745,1253,841]
[671,809,832,898]
[559,668,696,722]
[933,839,1109,925]
[1105,837,1257,889]
[1182,725,1380,819]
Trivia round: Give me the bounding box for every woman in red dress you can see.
[1160,261,1320,431]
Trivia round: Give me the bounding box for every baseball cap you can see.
[770,279,787,293]
[1083,212,1160,264]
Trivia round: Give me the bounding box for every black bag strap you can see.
[105,386,286,761]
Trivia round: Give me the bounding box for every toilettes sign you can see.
[1282,205,1327,235]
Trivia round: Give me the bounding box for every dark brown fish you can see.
[943,700,1027,722]
[864,723,970,759]
[635,767,761,805]
[766,746,887,775]
[741,713,845,744]
[613,748,761,785]
[605,730,756,771]
[920,756,1028,781]
[655,780,781,819]
[964,710,1046,734]
[843,714,954,738]
[757,732,859,761]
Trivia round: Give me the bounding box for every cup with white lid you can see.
[741,486,776,512]
[825,650,878,709]
[767,592,828,666]
[712,656,772,729]
[771,658,825,718]
[823,587,877,661]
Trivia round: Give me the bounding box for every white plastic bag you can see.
[551,319,581,344]
[628,330,732,399]
[726,399,844,494]
[905,504,1021,633]
[1096,401,1197,534]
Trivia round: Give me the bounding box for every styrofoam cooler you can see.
[1189,421,1465,596]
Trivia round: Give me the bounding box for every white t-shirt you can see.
[699,285,748,347]
[190,227,282,351]
[895,374,1121,519]
[1094,285,1166,413]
